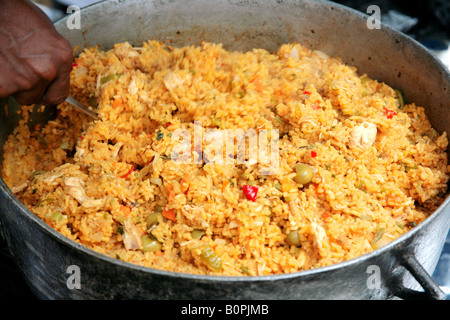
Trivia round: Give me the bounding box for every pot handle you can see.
[395,253,447,300]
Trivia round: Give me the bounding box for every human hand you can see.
[0,0,73,106]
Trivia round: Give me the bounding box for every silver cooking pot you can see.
[0,0,449,300]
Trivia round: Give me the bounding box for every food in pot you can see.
[2,41,448,276]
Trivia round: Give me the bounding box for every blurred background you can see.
[1,0,449,299]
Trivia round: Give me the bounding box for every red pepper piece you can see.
[303,90,312,95]
[311,151,317,158]
[242,185,259,202]
[383,107,397,119]
[120,165,134,178]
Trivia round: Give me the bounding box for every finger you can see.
[0,52,37,98]
[13,79,50,105]
[40,71,70,106]
[40,39,73,106]
[0,69,17,98]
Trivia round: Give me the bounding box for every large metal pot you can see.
[0,0,449,300]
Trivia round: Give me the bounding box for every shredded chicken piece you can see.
[287,198,308,229]
[123,220,142,250]
[311,220,328,257]
[111,142,124,158]
[181,204,207,228]
[113,42,139,60]
[285,46,299,59]
[163,71,184,91]
[82,198,106,209]
[349,122,377,148]
[76,148,86,158]
[128,75,138,95]
[64,177,105,209]
[11,182,27,193]
[64,177,88,204]
[41,172,64,184]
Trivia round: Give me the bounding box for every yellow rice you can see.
[1,41,448,276]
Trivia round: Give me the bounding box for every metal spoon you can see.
[65,96,100,120]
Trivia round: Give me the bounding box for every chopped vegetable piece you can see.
[200,246,222,272]
[37,136,48,148]
[275,115,285,123]
[405,164,418,172]
[240,265,249,275]
[37,198,56,206]
[116,224,124,235]
[242,184,259,201]
[88,96,98,108]
[138,164,153,180]
[395,89,404,109]
[407,221,417,228]
[162,208,177,221]
[101,73,122,85]
[112,97,123,108]
[119,205,131,216]
[274,180,282,191]
[356,180,364,190]
[426,129,438,141]
[311,151,317,158]
[395,221,404,229]
[303,90,312,95]
[60,141,69,150]
[51,211,63,222]
[157,130,164,141]
[141,235,162,252]
[371,227,385,247]
[221,179,230,192]
[294,163,313,185]
[359,214,373,221]
[191,229,205,240]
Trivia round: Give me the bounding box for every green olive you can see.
[141,235,162,252]
[191,229,205,240]
[286,230,301,247]
[294,163,313,185]
[200,246,222,272]
[146,211,163,228]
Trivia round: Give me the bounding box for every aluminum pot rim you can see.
[2,0,450,284]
